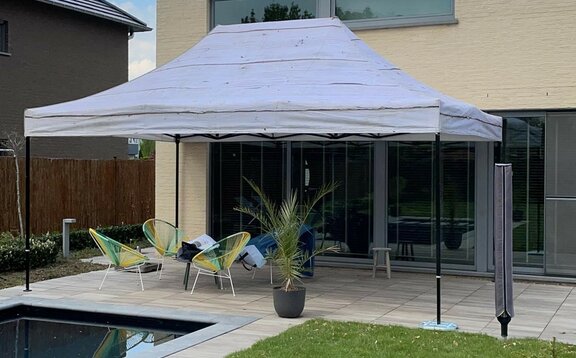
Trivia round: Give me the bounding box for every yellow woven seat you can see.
[142,218,186,279]
[191,232,250,296]
[89,228,149,291]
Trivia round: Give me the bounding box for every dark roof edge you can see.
[99,0,152,32]
[35,0,152,33]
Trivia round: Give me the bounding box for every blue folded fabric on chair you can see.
[245,225,316,277]
[247,233,277,255]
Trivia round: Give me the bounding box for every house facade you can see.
[0,0,150,159]
[156,0,576,279]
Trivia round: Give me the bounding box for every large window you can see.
[210,142,286,238]
[545,112,576,275]
[496,116,545,269]
[211,0,455,29]
[0,20,8,54]
[388,142,475,266]
[292,142,374,258]
[213,0,317,26]
[336,0,455,29]
[210,141,374,258]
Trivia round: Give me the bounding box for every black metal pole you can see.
[24,137,31,292]
[435,133,442,325]
[498,313,511,338]
[175,134,181,227]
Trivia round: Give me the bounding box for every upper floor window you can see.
[0,20,8,54]
[212,0,455,29]
[213,0,317,26]
[335,0,456,30]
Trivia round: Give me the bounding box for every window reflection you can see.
[292,142,374,258]
[210,142,285,238]
[213,0,316,26]
[388,142,475,265]
[335,0,453,21]
[497,116,545,268]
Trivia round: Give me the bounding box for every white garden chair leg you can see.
[158,256,166,280]
[227,268,236,297]
[99,263,112,290]
[190,269,201,295]
[138,265,144,291]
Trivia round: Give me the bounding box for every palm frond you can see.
[235,177,337,291]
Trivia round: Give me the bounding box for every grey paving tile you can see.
[1,258,575,357]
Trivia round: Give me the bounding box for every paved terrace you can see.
[1,253,575,357]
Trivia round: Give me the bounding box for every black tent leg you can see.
[175,134,181,227]
[435,133,442,324]
[24,137,31,292]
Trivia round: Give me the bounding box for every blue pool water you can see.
[0,305,211,358]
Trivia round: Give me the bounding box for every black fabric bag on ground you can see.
[176,241,202,262]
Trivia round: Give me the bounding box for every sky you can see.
[108,0,156,80]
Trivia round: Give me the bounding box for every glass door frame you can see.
[383,141,481,271]
[489,111,547,275]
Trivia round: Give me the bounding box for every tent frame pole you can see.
[175,134,181,227]
[25,137,31,292]
[435,133,442,324]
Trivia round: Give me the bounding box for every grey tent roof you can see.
[25,18,500,142]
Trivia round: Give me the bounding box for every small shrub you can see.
[0,232,14,245]
[0,224,146,273]
[42,223,145,251]
[0,235,58,272]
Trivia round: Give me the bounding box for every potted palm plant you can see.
[236,179,337,318]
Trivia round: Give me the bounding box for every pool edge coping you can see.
[0,296,258,357]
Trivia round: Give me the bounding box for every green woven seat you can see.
[142,218,186,279]
[191,231,250,296]
[89,228,149,291]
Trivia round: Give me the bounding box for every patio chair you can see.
[142,218,186,279]
[89,228,149,291]
[190,231,250,297]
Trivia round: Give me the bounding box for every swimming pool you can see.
[0,297,256,357]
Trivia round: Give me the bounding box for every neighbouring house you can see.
[155,1,576,279]
[0,0,150,159]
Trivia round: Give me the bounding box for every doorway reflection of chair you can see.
[396,240,415,261]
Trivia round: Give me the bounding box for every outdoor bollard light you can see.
[62,218,76,258]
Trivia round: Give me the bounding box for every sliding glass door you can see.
[545,113,576,275]
[496,115,545,271]
[210,142,285,238]
[291,142,374,258]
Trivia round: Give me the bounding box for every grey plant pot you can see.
[272,286,306,318]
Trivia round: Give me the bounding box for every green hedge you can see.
[42,223,146,251]
[0,235,59,272]
[0,224,146,272]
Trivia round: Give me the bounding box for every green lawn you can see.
[228,319,576,358]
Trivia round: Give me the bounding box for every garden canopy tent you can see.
[24,17,501,142]
[22,17,502,327]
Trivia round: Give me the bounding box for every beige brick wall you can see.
[155,142,209,237]
[156,0,576,234]
[156,0,210,236]
[357,0,576,110]
[157,0,209,66]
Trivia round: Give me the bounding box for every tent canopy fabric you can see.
[24,17,501,142]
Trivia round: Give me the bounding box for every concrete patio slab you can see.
[1,256,575,357]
